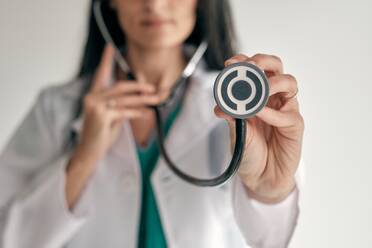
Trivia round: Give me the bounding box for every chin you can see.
[136,34,188,49]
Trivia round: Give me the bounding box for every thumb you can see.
[92,44,115,92]
[214,105,234,123]
[214,105,257,152]
[214,105,236,152]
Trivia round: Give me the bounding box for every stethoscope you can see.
[93,0,269,187]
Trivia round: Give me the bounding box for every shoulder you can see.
[38,76,90,106]
[36,76,91,115]
[33,76,91,144]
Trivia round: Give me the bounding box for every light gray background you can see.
[0,0,371,247]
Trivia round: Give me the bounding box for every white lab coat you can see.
[0,60,302,248]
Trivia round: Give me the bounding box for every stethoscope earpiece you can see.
[214,62,269,119]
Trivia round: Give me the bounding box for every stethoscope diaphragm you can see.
[214,62,269,119]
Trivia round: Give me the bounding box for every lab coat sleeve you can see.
[232,157,304,248]
[0,88,91,248]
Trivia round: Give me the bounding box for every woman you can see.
[0,0,304,247]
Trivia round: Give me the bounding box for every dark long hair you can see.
[78,0,237,77]
[69,0,237,146]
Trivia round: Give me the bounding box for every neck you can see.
[124,40,186,91]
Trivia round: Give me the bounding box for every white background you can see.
[0,0,371,247]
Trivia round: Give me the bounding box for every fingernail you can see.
[247,60,257,66]
[144,84,155,92]
[225,59,238,66]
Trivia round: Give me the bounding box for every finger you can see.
[91,44,115,92]
[214,98,299,128]
[110,107,152,120]
[102,82,155,97]
[107,94,162,108]
[224,53,284,74]
[280,97,300,112]
[224,54,250,67]
[250,53,283,75]
[214,105,235,123]
[213,106,236,149]
[269,74,298,98]
[256,106,299,128]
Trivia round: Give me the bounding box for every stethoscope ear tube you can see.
[154,106,246,187]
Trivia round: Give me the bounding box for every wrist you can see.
[68,144,99,171]
[65,145,98,210]
[241,176,296,204]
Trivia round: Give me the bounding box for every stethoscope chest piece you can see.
[214,62,269,119]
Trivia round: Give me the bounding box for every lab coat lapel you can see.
[152,69,220,175]
[70,99,142,248]
[70,106,141,188]
[151,70,224,248]
[70,66,222,248]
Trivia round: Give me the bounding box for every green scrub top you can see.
[136,103,182,248]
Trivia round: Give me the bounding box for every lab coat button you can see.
[122,173,136,192]
[161,174,172,183]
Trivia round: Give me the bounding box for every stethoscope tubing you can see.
[154,106,247,187]
[93,0,247,187]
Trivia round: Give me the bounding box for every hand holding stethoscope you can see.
[215,54,304,203]
[76,46,161,162]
